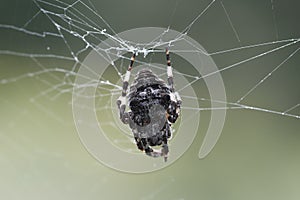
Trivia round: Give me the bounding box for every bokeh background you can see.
[0,0,300,199]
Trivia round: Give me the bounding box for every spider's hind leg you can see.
[135,137,163,159]
[145,147,162,158]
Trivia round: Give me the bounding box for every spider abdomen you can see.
[128,69,171,127]
[127,69,172,147]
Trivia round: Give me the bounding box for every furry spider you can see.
[116,49,182,162]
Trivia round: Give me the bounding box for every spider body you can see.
[128,69,170,126]
[117,49,181,161]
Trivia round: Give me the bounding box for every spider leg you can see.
[135,137,162,158]
[161,130,169,162]
[116,53,136,124]
[165,48,182,123]
[165,48,174,92]
[135,125,171,162]
[145,147,163,158]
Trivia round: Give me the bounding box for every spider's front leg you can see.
[116,53,136,124]
[165,48,182,123]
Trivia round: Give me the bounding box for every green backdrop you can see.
[0,0,299,199]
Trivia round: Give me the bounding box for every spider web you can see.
[0,0,299,163]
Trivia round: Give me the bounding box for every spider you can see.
[116,49,182,162]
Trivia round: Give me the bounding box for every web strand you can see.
[0,0,299,124]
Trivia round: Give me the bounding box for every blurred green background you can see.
[0,0,299,199]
